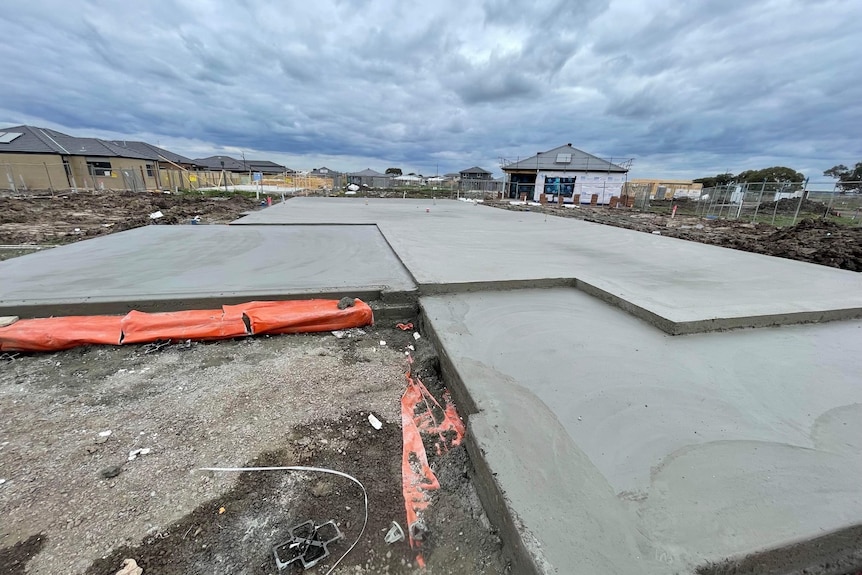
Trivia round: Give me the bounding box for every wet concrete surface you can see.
[421,288,862,574]
[0,224,416,316]
[5,197,862,573]
[234,198,862,332]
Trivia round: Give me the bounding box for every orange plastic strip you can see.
[400,359,465,559]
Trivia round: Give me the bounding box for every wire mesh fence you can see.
[628,181,861,227]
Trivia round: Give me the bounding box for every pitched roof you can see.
[503,144,628,173]
[245,160,289,173]
[0,125,192,164]
[459,166,492,174]
[193,155,247,171]
[350,168,387,177]
[0,125,145,159]
[108,140,195,164]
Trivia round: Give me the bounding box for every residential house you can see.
[194,156,290,175]
[502,144,629,204]
[458,166,499,192]
[348,168,391,188]
[0,125,162,192]
[109,140,198,190]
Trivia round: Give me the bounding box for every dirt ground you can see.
[0,190,260,246]
[0,325,508,575]
[487,201,862,272]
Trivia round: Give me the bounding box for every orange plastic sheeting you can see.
[0,299,374,353]
[400,361,465,551]
[0,315,122,352]
[121,309,248,345]
[226,299,373,335]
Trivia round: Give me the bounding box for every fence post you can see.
[44,162,55,195]
[792,177,809,225]
[751,179,766,223]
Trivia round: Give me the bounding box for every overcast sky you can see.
[1,0,860,180]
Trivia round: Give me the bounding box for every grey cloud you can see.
[0,0,860,178]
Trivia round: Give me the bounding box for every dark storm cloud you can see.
[0,0,860,178]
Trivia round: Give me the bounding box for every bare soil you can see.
[487,201,862,271]
[0,325,508,575]
[0,191,260,246]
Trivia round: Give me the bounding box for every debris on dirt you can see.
[273,519,344,572]
[113,558,143,575]
[337,297,355,310]
[311,481,334,498]
[100,465,123,479]
[413,332,421,341]
[367,413,383,430]
[127,448,152,461]
[0,316,19,327]
[331,328,366,339]
[98,430,112,437]
[4,326,508,575]
[396,322,413,331]
[0,191,259,246]
[384,521,405,544]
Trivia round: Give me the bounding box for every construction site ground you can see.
[487,200,862,271]
[3,195,862,575]
[0,190,260,249]
[0,325,507,575]
[3,190,860,272]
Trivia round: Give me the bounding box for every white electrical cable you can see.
[199,465,368,575]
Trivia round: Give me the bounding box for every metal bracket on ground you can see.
[273,519,344,571]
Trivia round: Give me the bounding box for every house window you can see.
[146,164,154,177]
[86,160,112,177]
[544,177,576,196]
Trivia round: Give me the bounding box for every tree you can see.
[824,162,862,193]
[735,166,804,184]
[385,167,402,176]
[693,173,734,188]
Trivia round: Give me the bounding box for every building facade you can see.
[502,144,629,205]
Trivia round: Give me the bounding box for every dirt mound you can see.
[0,191,260,245]
[757,197,828,215]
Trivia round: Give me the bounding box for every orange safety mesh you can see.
[400,357,465,558]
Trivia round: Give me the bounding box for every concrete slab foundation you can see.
[234,199,862,333]
[0,224,416,317]
[421,288,862,574]
[4,197,862,573]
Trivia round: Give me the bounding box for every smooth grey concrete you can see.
[5,197,862,573]
[234,198,862,333]
[421,288,862,574]
[0,224,416,317]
